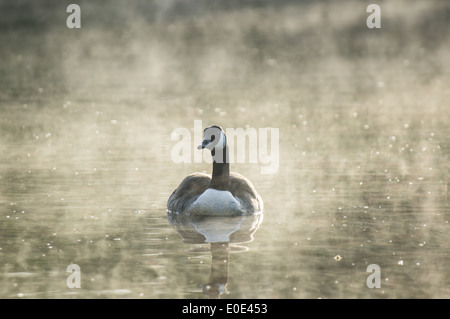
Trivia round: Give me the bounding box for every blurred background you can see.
[0,0,449,298]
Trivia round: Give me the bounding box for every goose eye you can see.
[211,135,215,141]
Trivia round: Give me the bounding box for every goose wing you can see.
[229,172,263,213]
[167,173,211,213]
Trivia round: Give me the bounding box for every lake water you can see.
[0,0,449,299]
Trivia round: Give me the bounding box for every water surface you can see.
[0,0,449,298]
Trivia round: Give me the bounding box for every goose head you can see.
[197,125,228,164]
[197,125,226,151]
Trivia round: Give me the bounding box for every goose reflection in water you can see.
[167,211,263,298]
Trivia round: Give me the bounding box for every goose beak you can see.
[197,139,211,150]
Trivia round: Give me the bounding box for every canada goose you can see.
[167,125,263,216]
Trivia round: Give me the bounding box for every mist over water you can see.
[0,0,449,298]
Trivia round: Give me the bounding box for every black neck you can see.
[210,146,229,190]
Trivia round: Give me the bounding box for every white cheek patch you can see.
[205,141,215,151]
[211,132,227,163]
[214,131,225,149]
